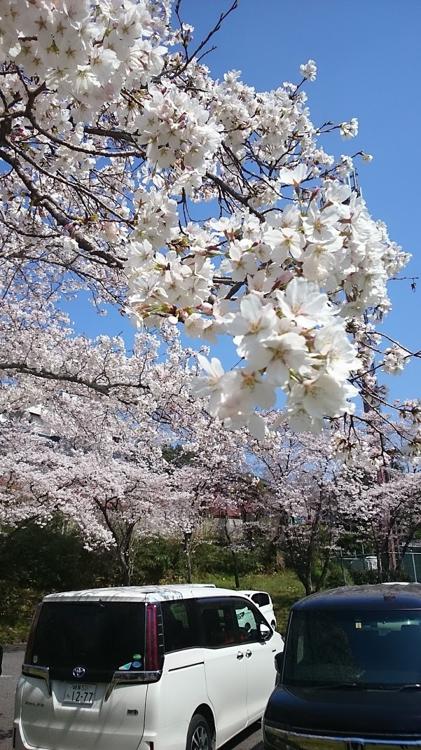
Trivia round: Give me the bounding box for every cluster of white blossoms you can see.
[134,83,223,174]
[127,175,409,435]
[0,2,411,438]
[340,118,359,139]
[0,0,169,120]
[383,345,409,374]
[300,59,317,81]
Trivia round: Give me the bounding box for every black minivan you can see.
[263,583,421,749]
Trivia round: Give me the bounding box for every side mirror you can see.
[259,622,272,641]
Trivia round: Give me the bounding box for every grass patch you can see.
[194,570,305,633]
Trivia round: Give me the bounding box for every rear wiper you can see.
[312,681,421,692]
[311,682,361,690]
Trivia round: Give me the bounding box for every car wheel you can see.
[186,714,213,750]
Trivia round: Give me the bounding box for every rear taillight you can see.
[145,603,160,671]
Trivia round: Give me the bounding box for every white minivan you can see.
[13,584,284,750]
[238,591,277,630]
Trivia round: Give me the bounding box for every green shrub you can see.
[351,569,381,585]
[324,562,354,589]
[131,536,183,583]
[0,518,115,591]
[0,583,41,643]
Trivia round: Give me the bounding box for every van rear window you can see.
[27,601,146,680]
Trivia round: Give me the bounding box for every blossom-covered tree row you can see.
[0,0,418,439]
[1,316,419,588]
[0,319,251,582]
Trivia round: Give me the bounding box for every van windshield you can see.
[27,601,146,679]
[284,609,421,688]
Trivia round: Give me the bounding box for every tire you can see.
[186,714,213,750]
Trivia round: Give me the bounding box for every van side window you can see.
[162,601,197,653]
[234,601,263,643]
[199,602,239,648]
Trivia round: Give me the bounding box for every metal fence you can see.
[338,550,421,583]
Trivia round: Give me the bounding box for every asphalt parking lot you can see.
[0,648,22,750]
[0,648,263,750]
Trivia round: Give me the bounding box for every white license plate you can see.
[63,683,96,705]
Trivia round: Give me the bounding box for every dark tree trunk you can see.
[223,518,240,589]
[183,531,193,583]
[231,548,240,589]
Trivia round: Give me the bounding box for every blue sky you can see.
[69,0,420,404]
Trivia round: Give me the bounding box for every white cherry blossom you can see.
[340,117,359,139]
[300,59,317,81]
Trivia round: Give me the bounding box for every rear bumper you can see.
[263,723,421,749]
[13,720,152,750]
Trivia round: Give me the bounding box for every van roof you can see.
[43,584,244,603]
[292,583,421,612]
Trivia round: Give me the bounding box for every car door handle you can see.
[236,651,244,660]
[245,650,252,658]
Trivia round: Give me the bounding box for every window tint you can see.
[199,601,239,648]
[28,601,145,679]
[284,609,421,688]
[252,593,270,607]
[199,598,267,648]
[162,601,197,652]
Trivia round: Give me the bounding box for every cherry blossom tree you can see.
[160,414,254,584]
[1,417,165,582]
[2,1,421,599]
[0,321,210,583]
[186,466,266,589]
[0,0,418,443]
[0,397,170,583]
[0,310,258,584]
[239,407,421,593]
[334,413,421,582]
[244,415,342,594]
[2,326,420,589]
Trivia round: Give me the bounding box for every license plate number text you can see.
[63,684,96,705]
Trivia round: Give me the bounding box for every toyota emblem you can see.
[72,666,86,679]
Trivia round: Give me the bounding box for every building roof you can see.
[292,583,421,612]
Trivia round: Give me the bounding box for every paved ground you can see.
[0,648,23,750]
[0,648,262,750]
